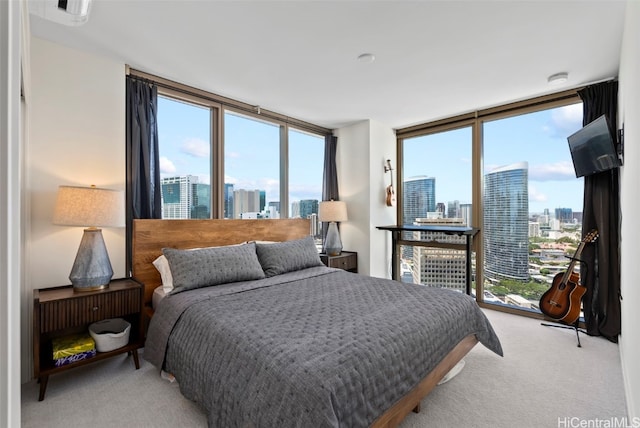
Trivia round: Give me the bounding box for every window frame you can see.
[396,88,583,320]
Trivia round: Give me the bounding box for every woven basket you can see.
[89,318,131,352]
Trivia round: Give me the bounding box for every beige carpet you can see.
[21,309,627,428]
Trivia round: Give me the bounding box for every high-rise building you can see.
[269,201,280,212]
[529,222,541,238]
[290,201,300,218]
[234,189,262,219]
[403,176,436,226]
[411,217,467,291]
[403,176,436,259]
[191,183,211,218]
[161,175,210,219]
[447,200,460,219]
[259,190,266,213]
[309,213,320,238]
[484,162,529,283]
[299,199,319,219]
[555,207,573,224]
[224,183,234,219]
[460,203,472,227]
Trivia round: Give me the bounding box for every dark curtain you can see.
[125,75,161,273]
[321,135,339,244]
[322,135,339,201]
[578,80,621,342]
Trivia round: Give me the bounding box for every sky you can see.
[158,96,586,215]
[403,102,585,213]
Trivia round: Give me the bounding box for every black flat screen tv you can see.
[567,114,620,178]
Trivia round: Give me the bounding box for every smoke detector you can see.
[29,0,92,26]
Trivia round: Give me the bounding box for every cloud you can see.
[528,185,548,203]
[529,161,576,181]
[159,156,176,174]
[196,174,210,185]
[289,183,322,202]
[180,138,209,158]
[549,104,583,137]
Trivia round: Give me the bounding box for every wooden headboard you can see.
[132,218,311,306]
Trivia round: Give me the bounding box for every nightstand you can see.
[320,251,358,273]
[33,278,144,401]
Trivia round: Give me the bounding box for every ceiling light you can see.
[357,53,376,63]
[548,72,569,85]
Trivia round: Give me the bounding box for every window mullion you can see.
[280,124,289,218]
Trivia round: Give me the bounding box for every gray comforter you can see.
[145,266,503,427]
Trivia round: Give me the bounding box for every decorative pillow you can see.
[162,242,265,292]
[153,244,246,292]
[256,235,324,277]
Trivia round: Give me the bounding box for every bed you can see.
[133,219,503,427]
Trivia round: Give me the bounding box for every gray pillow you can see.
[256,236,324,277]
[162,242,265,292]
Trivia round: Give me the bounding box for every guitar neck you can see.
[561,241,587,284]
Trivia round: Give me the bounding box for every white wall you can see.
[618,0,640,418]
[336,120,396,278]
[24,37,125,380]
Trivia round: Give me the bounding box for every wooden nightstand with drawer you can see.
[320,251,358,273]
[33,278,144,401]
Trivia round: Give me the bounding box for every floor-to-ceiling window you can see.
[397,91,585,318]
[482,103,583,312]
[400,125,473,290]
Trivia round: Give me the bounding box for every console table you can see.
[376,224,480,294]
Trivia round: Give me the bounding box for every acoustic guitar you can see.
[385,159,396,207]
[539,229,598,324]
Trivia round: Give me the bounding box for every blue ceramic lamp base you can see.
[70,228,113,292]
[324,222,343,256]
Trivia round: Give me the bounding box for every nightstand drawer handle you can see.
[92,306,99,312]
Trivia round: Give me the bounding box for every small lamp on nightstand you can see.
[53,185,125,292]
[318,200,348,256]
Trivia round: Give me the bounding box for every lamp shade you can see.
[318,201,348,223]
[53,185,125,228]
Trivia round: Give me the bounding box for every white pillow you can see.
[152,255,174,293]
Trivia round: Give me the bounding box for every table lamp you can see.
[52,185,125,291]
[318,200,348,256]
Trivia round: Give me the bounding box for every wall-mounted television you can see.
[567,114,620,178]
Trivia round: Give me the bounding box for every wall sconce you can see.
[52,185,125,291]
[318,200,348,256]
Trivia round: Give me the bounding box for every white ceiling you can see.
[28,0,627,130]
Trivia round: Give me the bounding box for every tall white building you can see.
[412,217,467,291]
[161,175,197,219]
[529,222,541,237]
[233,189,261,219]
